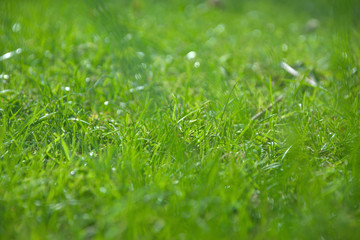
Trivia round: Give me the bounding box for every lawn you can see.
[1,0,359,239]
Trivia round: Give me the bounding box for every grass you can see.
[0,0,359,239]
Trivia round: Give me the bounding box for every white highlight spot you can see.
[214,24,225,34]
[186,51,196,60]
[0,74,9,80]
[137,52,145,58]
[12,23,21,32]
[0,48,22,61]
[100,187,107,193]
[282,44,288,52]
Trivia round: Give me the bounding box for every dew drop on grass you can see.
[214,24,225,34]
[129,85,145,93]
[152,219,165,233]
[305,18,320,32]
[70,170,76,176]
[186,51,196,60]
[137,52,145,58]
[44,50,53,58]
[124,33,132,41]
[99,187,107,193]
[51,203,65,211]
[89,151,94,157]
[351,67,357,75]
[251,62,260,72]
[194,61,200,68]
[104,101,109,106]
[135,73,142,80]
[12,23,21,32]
[175,189,183,197]
[282,44,288,52]
[0,48,22,61]
[165,55,173,63]
[0,74,9,80]
[219,66,227,76]
[65,86,70,91]
[219,54,230,63]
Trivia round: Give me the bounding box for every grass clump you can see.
[1,0,359,239]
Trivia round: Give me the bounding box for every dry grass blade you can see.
[251,95,284,121]
[280,61,317,87]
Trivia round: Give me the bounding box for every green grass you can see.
[1,0,359,239]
